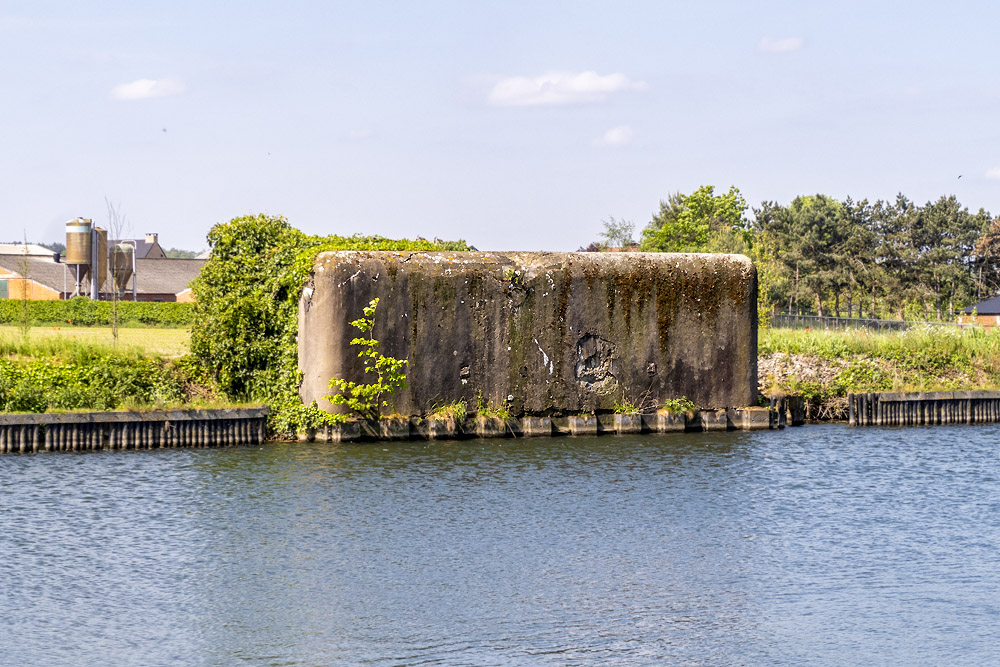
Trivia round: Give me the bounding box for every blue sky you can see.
[3,1,1000,251]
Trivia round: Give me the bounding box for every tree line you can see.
[589,186,999,321]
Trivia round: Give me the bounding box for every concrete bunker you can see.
[299,251,757,416]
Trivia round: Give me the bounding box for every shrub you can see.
[189,214,468,435]
[325,298,408,422]
[0,342,201,413]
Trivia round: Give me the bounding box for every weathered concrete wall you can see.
[299,251,757,415]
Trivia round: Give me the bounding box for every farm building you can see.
[0,245,204,302]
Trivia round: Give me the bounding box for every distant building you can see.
[0,243,60,257]
[0,243,204,302]
[108,233,166,259]
[959,296,1000,327]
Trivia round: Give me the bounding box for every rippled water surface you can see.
[3,424,1000,665]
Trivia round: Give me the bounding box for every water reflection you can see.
[2,426,999,664]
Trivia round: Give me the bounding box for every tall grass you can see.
[762,326,1000,373]
[760,325,1000,395]
[0,328,217,413]
[0,325,190,357]
[0,332,119,361]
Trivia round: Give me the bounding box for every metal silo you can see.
[93,226,108,295]
[111,243,135,293]
[66,218,92,297]
[65,218,92,265]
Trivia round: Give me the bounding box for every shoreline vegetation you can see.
[4,209,1000,431]
[760,325,1000,420]
[5,316,998,427]
[0,328,219,413]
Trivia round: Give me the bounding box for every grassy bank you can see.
[0,329,219,413]
[759,326,1000,418]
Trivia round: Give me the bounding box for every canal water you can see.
[2,424,999,665]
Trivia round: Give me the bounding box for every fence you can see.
[771,313,971,332]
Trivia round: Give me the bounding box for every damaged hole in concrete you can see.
[575,334,617,393]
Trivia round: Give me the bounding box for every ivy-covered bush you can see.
[0,298,194,327]
[189,214,468,435]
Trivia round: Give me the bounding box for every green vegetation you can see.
[0,335,214,413]
[189,213,468,436]
[427,400,467,422]
[165,248,200,259]
[760,326,1000,416]
[641,185,750,254]
[325,298,408,423]
[590,184,998,323]
[660,397,695,414]
[755,194,992,320]
[0,326,190,357]
[0,298,195,327]
[475,391,511,419]
[599,216,636,249]
[612,397,638,414]
[754,195,988,320]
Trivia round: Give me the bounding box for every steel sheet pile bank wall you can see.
[849,391,1000,426]
[299,251,757,415]
[0,408,268,454]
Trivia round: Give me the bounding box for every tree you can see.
[640,186,748,253]
[599,216,635,248]
[18,231,30,339]
[105,199,130,346]
[908,196,988,319]
[639,192,686,251]
[838,198,877,318]
[973,217,1000,298]
[754,194,843,316]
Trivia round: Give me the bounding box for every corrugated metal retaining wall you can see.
[0,408,268,454]
[849,391,1000,427]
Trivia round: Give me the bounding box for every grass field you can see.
[0,325,190,357]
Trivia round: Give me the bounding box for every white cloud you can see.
[986,168,1000,180]
[594,125,634,147]
[111,77,185,101]
[758,37,804,53]
[488,71,646,107]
